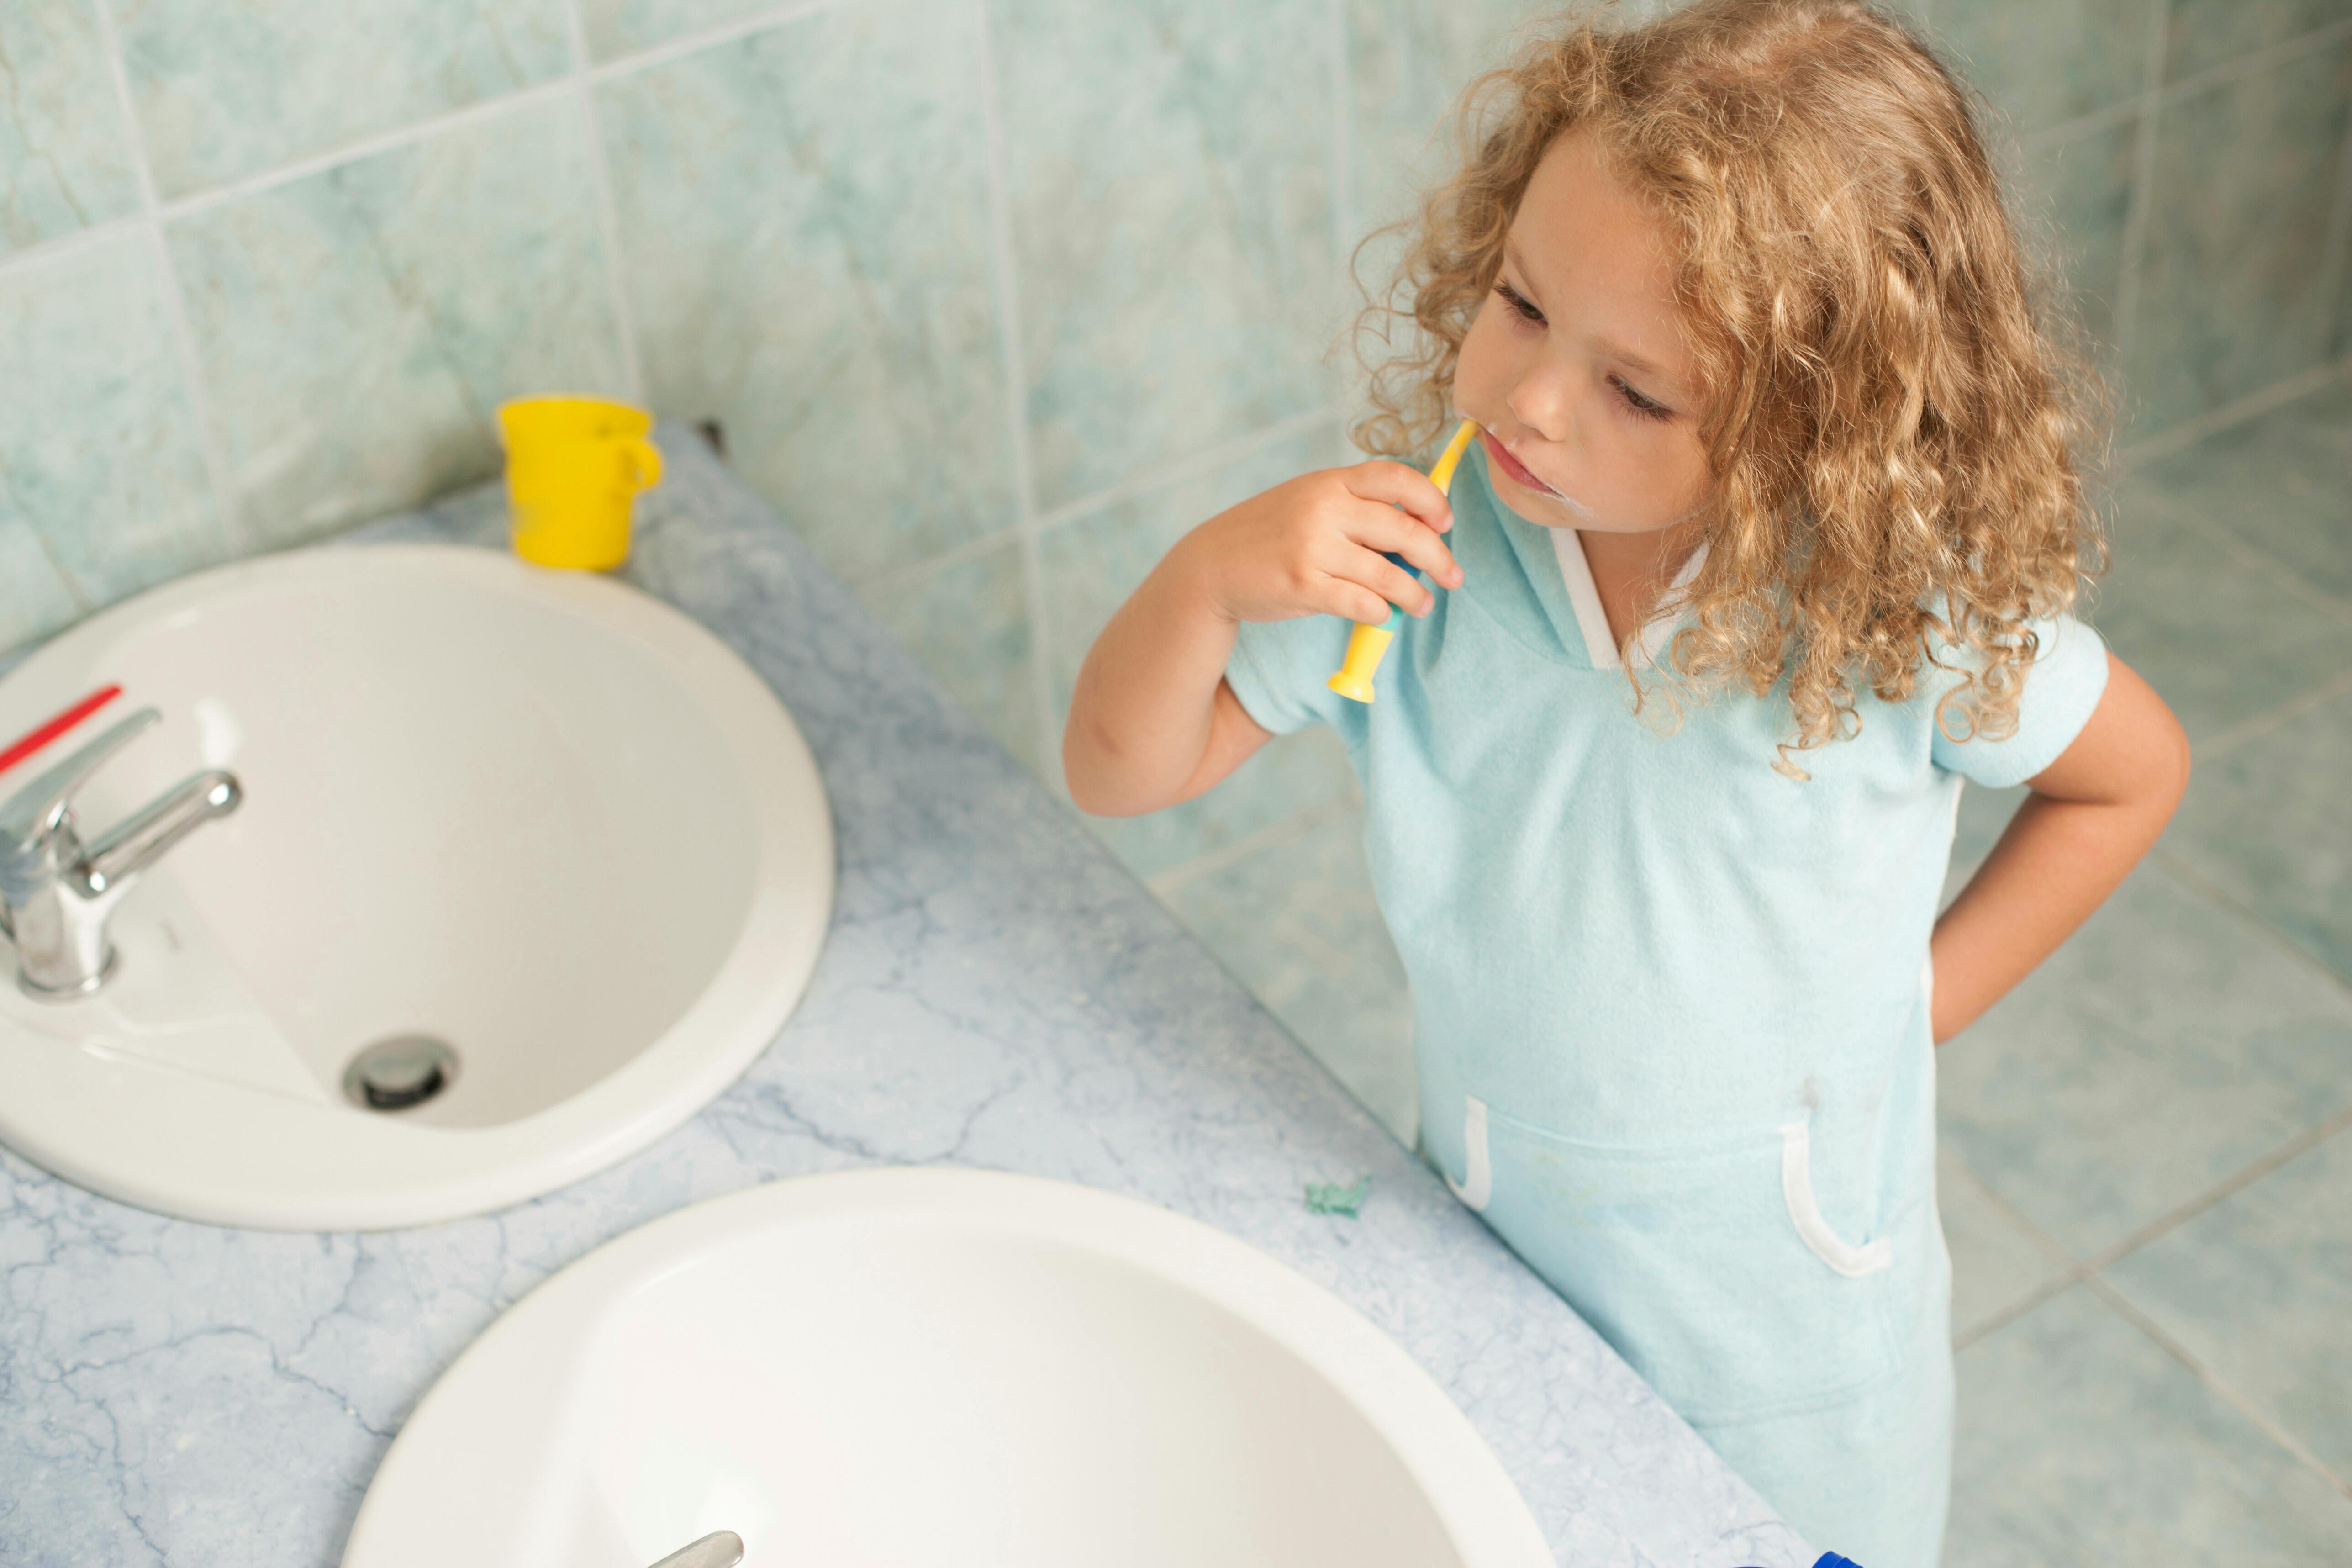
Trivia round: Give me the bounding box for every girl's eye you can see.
[1495,280,1544,325]
[1611,374,1672,422]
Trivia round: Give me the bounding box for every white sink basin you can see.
[0,544,833,1230]
[343,1169,1552,1568]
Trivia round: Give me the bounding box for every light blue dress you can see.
[1223,449,2108,1568]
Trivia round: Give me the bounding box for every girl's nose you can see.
[1505,367,1572,445]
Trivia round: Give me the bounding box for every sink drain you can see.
[343,1034,459,1111]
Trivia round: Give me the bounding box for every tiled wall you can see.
[3,0,2348,1140]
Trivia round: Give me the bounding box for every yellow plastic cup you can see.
[497,395,664,571]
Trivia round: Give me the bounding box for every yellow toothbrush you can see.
[1326,418,1480,703]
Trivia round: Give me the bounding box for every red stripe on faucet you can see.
[0,685,125,779]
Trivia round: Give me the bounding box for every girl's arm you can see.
[1064,464,1462,817]
[1929,652,2191,1041]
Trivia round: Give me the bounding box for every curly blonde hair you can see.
[1355,0,2104,767]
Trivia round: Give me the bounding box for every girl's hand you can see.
[1171,462,1465,627]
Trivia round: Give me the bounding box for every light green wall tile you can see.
[0,233,230,618]
[0,517,84,654]
[1039,425,1358,880]
[995,0,1341,512]
[2125,39,2352,433]
[1928,0,2154,137]
[1160,802,1417,1144]
[2084,495,2352,743]
[116,0,571,198]
[1091,727,1357,884]
[2166,0,2350,82]
[0,2,141,255]
[167,98,626,550]
[2009,113,2141,358]
[1345,0,1556,237]
[860,537,1038,773]
[601,0,1015,585]
[2130,381,2352,603]
[1038,427,1337,714]
[578,0,766,61]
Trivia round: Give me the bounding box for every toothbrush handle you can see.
[1324,419,1478,704]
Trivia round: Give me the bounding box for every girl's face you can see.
[1453,130,1713,535]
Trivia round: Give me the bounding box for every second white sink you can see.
[343,1169,1555,1567]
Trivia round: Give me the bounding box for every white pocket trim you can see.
[1447,1096,1493,1212]
[1779,1121,1892,1278]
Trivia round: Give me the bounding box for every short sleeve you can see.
[1930,613,2109,787]
[1225,614,1357,736]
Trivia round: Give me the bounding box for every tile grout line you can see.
[1946,1158,2090,1353]
[2148,846,2352,1007]
[1148,785,1363,901]
[2158,14,2352,100]
[2116,357,2352,469]
[2014,12,2352,213]
[2081,1270,2352,1502]
[2191,667,2352,763]
[1328,0,1355,309]
[849,400,1342,606]
[578,0,855,86]
[19,525,91,622]
[969,0,1058,789]
[0,213,146,276]
[87,0,244,560]
[2104,0,2170,392]
[1949,1108,2352,1359]
[561,0,647,405]
[2013,94,2142,158]
[2314,92,2352,359]
[851,519,1024,601]
[2084,1104,2352,1276]
[1032,404,1342,533]
[146,72,592,229]
[0,0,2338,294]
[1949,1269,2074,1354]
[0,0,866,255]
[2122,461,2352,632]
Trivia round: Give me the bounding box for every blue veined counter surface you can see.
[0,429,1811,1568]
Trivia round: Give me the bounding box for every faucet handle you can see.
[0,707,162,861]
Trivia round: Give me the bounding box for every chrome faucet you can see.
[0,707,242,1000]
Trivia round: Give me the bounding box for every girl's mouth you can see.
[1480,431,1561,497]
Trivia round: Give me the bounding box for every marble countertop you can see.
[0,429,1809,1568]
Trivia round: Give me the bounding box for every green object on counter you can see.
[1305,1177,1371,1217]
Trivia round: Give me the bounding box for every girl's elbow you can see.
[1062,728,1115,816]
[2156,710,2192,814]
[2120,698,2192,830]
[1062,716,1148,818]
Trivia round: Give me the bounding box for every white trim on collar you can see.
[1549,526,1623,669]
[1548,528,1708,672]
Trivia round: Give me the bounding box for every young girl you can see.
[1065,1,2188,1562]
